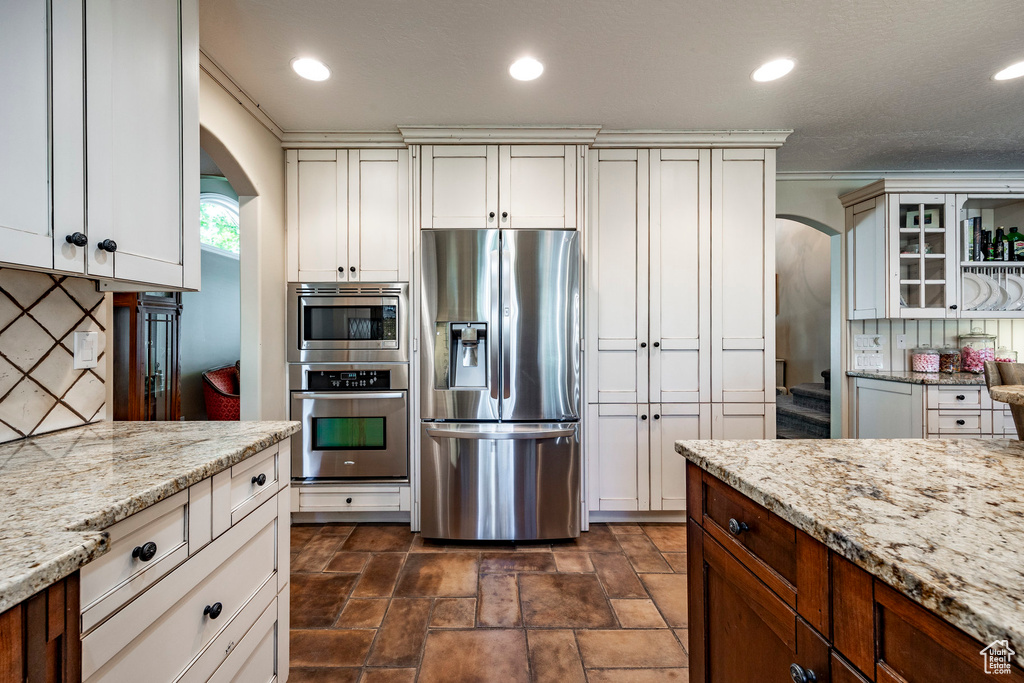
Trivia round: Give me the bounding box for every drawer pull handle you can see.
[728,518,749,535]
[956,419,966,426]
[252,473,267,486]
[132,542,157,562]
[346,497,353,504]
[204,602,223,620]
[956,394,966,400]
[790,663,816,683]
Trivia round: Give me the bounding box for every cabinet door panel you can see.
[711,403,774,439]
[711,149,773,403]
[350,149,409,282]
[503,145,576,229]
[588,404,648,511]
[422,145,497,229]
[650,404,708,511]
[0,0,53,270]
[587,149,648,403]
[847,199,886,320]
[86,0,184,287]
[650,149,709,403]
[296,153,346,282]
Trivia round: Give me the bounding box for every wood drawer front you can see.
[875,582,1024,683]
[927,410,985,434]
[703,473,797,586]
[208,597,277,683]
[229,446,279,525]
[926,386,986,411]
[296,486,404,511]
[833,652,871,683]
[82,498,278,681]
[80,490,188,634]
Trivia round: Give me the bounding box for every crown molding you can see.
[592,130,792,148]
[280,131,407,149]
[199,51,284,139]
[780,170,1024,182]
[398,125,602,145]
[836,175,1024,207]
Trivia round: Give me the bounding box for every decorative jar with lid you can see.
[939,347,961,374]
[959,328,996,373]
[996,346,1018,363]
[910,346,939,373]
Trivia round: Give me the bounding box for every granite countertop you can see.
[990,385,1024,406]
[676,438,1024,666]
[0,420,300,612]
[846,370,987,385]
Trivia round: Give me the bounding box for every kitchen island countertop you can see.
[0,421,300,612]
[676,437,1024,666]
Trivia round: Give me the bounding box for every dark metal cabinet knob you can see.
[653,341,660,348]
[950,304,958,310]
[956,394,966,400]
[640,342,647,348]
[501,211,508,219]
[204,602,223,619]
[338,266,345,273]
[65,232,88,247]
[97,239,117,253]
[132,541,157,562]
[346,497,353,504]
[653,414,660,420]
[640,414,648,421]
[350,266,356,273]
[956,419,966,425]
[252,473,267,486]
[728,518,749,535]
[790,663,816,683]
[489,212,496,219]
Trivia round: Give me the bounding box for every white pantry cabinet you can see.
[286,148,411,283]
[0,0,199,290]
[419,144,581,230]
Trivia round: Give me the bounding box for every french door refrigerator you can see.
[420,229,581,540]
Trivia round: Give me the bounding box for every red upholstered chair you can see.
[202,364,240,421]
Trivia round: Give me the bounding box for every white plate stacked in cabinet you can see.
[80,438,291,683]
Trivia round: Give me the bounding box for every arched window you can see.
[199,193,239,255]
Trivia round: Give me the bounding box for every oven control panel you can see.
[307,370,391,391]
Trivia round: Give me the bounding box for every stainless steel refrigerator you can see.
[420,229,581,540]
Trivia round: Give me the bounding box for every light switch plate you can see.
[854,334,885,350]
[854,353,884,370]
[73,330,98,369]
[895,334,907,349]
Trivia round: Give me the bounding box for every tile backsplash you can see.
[850,318,1024,372]
[0,268,107,443]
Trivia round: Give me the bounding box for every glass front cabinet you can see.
[843,180,1024,320]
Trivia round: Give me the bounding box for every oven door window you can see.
[303,305,397,342]
[312,417,387,450]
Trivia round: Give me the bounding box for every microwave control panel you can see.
[308,370,392,391]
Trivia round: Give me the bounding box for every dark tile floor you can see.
[289,523,690,682]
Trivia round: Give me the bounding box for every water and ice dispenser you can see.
[434,322,488,389]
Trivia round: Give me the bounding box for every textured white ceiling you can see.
[199,0,1024,171]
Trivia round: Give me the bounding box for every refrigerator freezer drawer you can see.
[420,423,581,541]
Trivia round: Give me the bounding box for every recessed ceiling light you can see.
[509,57,544,81]
[291,57,331,82]
[993,60,1024,81]
[751,58,795,82]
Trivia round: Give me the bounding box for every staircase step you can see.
[776,426,826,440]
[791,382,830,412]
[776,394,831,439]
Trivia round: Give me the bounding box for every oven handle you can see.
[425,425,575,440]
[292,391,406,401]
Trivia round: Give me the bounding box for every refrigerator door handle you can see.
[425,425,576,440]
[501,241,512,400]
[490,246,501,401]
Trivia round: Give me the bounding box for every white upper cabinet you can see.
[0,0,199,290]
[420,144,579,230]
[287,148,411,283]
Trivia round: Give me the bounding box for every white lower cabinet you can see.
[588,403,709,512]
[291,484,412,513]
[710,403,775,439]
[851,379,1005,439]
[81,438,291,683]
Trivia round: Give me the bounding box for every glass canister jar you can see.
[959,328,996,373]
[910,346,940,373]
[939,347,961,374]
[995,346,1018,363]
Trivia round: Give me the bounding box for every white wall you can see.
[199,70,287,420]
[776,218,830,388]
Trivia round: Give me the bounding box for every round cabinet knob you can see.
[204,602,223,620]
[728,518,749,535]
[501,211,508,219]
[653,341,660,348]
[489,212,496,219]
[346,497,353,504]
[350,266,356,273]
[640,342,647,348]
[338,266,345,273]
[97,239,117,253]
[653,414,661,420]
[640,414,648,421]
[132,541,158,562]
[957,419,966,426]
[950,304,958,310]
[789,663,817,683]
[65,232,88,247]
[252,473,267,486]
[956,395,966,400]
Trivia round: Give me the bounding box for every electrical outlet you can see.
[896,334,907,349]
[854,353,884,370]
[854,334,885,350]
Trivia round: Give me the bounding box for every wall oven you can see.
[289,363,408,480]
[287,282,409,363]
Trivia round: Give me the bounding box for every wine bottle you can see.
[996,227,1006,260]
[1007,226,1024,262]
[983,229,993,261]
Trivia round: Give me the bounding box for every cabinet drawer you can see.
[81,490,188,634]
[82,497,278,682]
[229,445,279,525]
[927,410,986,434]
[179,585,277,683]
[926,386,987,411]
[702,473,797,585]
[294,485,409,512]
[208,597,278,683]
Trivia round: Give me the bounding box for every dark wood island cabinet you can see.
[686,461,1024,683]
[0,574,80,683]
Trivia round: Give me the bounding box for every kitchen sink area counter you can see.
[846,369,988,385]
[677,437,1024,674]
[0,420,299,612]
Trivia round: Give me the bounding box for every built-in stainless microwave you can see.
[287,282,408,363]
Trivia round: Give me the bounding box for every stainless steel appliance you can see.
[290,363,408,480]
[287,282,408,363]
[420,229,581,540]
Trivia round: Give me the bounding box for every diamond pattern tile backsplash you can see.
[0,268,106,443]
